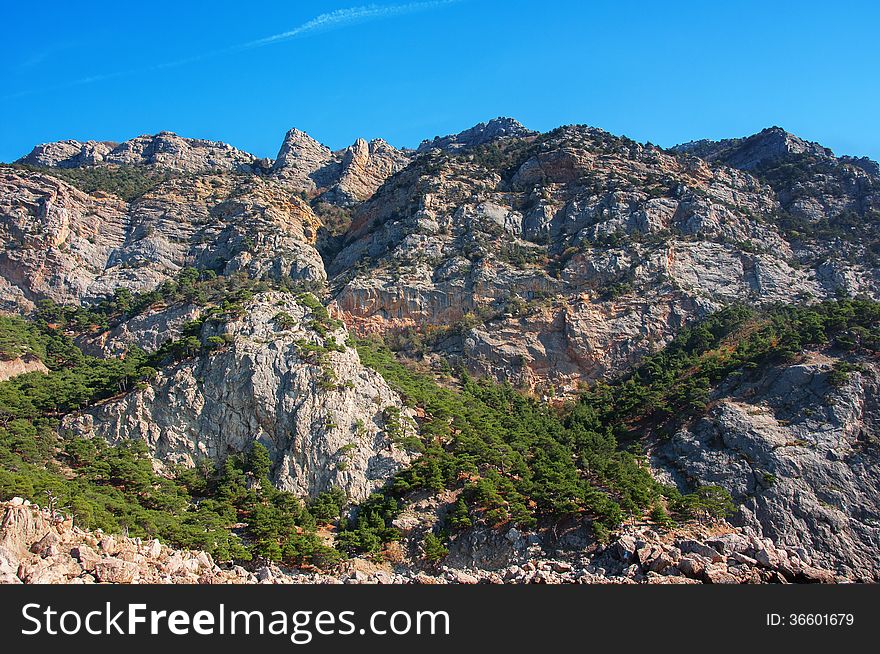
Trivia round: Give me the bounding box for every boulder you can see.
[29,531,61,558]
[649,553,675,574]
[677,556,707,579]
[612,535,638,562]
[94,558,140,584]
[703,565,739,584]
[678,540,723,563]
[70,545,101,571]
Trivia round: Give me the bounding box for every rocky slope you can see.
[0,168,325,310]
[330,124,878,395]
[272,129,410,204]
[673,126,879,239]
[654,350,880,580]
[1,119,878,583]
[64,290,415,502]
[417,117,535,152]
[1,498,837,584]
[673,126,835,170]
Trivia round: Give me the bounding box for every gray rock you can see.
[64,291,414,501]
[678,540,723,563]
[272,129,409,203]
[655,356,880,580]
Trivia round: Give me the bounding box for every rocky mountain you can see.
[331,124,878,394]
[417,117,535,152]
[672,126,835,170]
[1,118,878,583]
[18,132,262,173]
[0,168,325,311]
[272,129,410,204]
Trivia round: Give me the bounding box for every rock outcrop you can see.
[653,351,880,581]
[17,139,117,169]
[272,129,410,203]
[0,169,325,310]
[672,126,835,171]
[327,138,411,204]
[0,498,275,584]
[418,117,535,152]
[0,355,48,382]
[271,128,334,189]
[63,291,414,501]
[18,132,260,174]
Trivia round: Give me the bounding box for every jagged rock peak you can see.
[417,116,535,152]
[329,137,411,204]
[270,129,410,203]
[271,128,333,172]
[672,126,836,170]
[840,155,880,177]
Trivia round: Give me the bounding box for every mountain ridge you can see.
[1,116,878,583]
[15,119,878,178]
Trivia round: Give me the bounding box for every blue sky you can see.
[2,0,878,162]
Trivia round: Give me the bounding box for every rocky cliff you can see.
[64,290,415,502]
[272,129,410,204]
[331,124,877,394]
[654,350,880,580]
[1,118,878,583]
[0,169,325,310]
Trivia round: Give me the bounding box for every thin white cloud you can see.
[245,1,460,48]
[3,1,462,100]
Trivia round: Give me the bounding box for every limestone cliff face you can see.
[0,168,130,310]
[0,169,325,310]
[75,302,204,358]
[329,138,411,205]
[653,352,880,581]
[17,139,117,169]
[673,126,880,231]
[63,291,414,501]
[271,128,334,189]
[272,129,410,204]
[330,125,876,394]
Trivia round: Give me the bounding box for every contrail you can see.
[245,1,461,48]
[4,1,462,100]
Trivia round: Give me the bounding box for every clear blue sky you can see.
[2,0,878,162]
